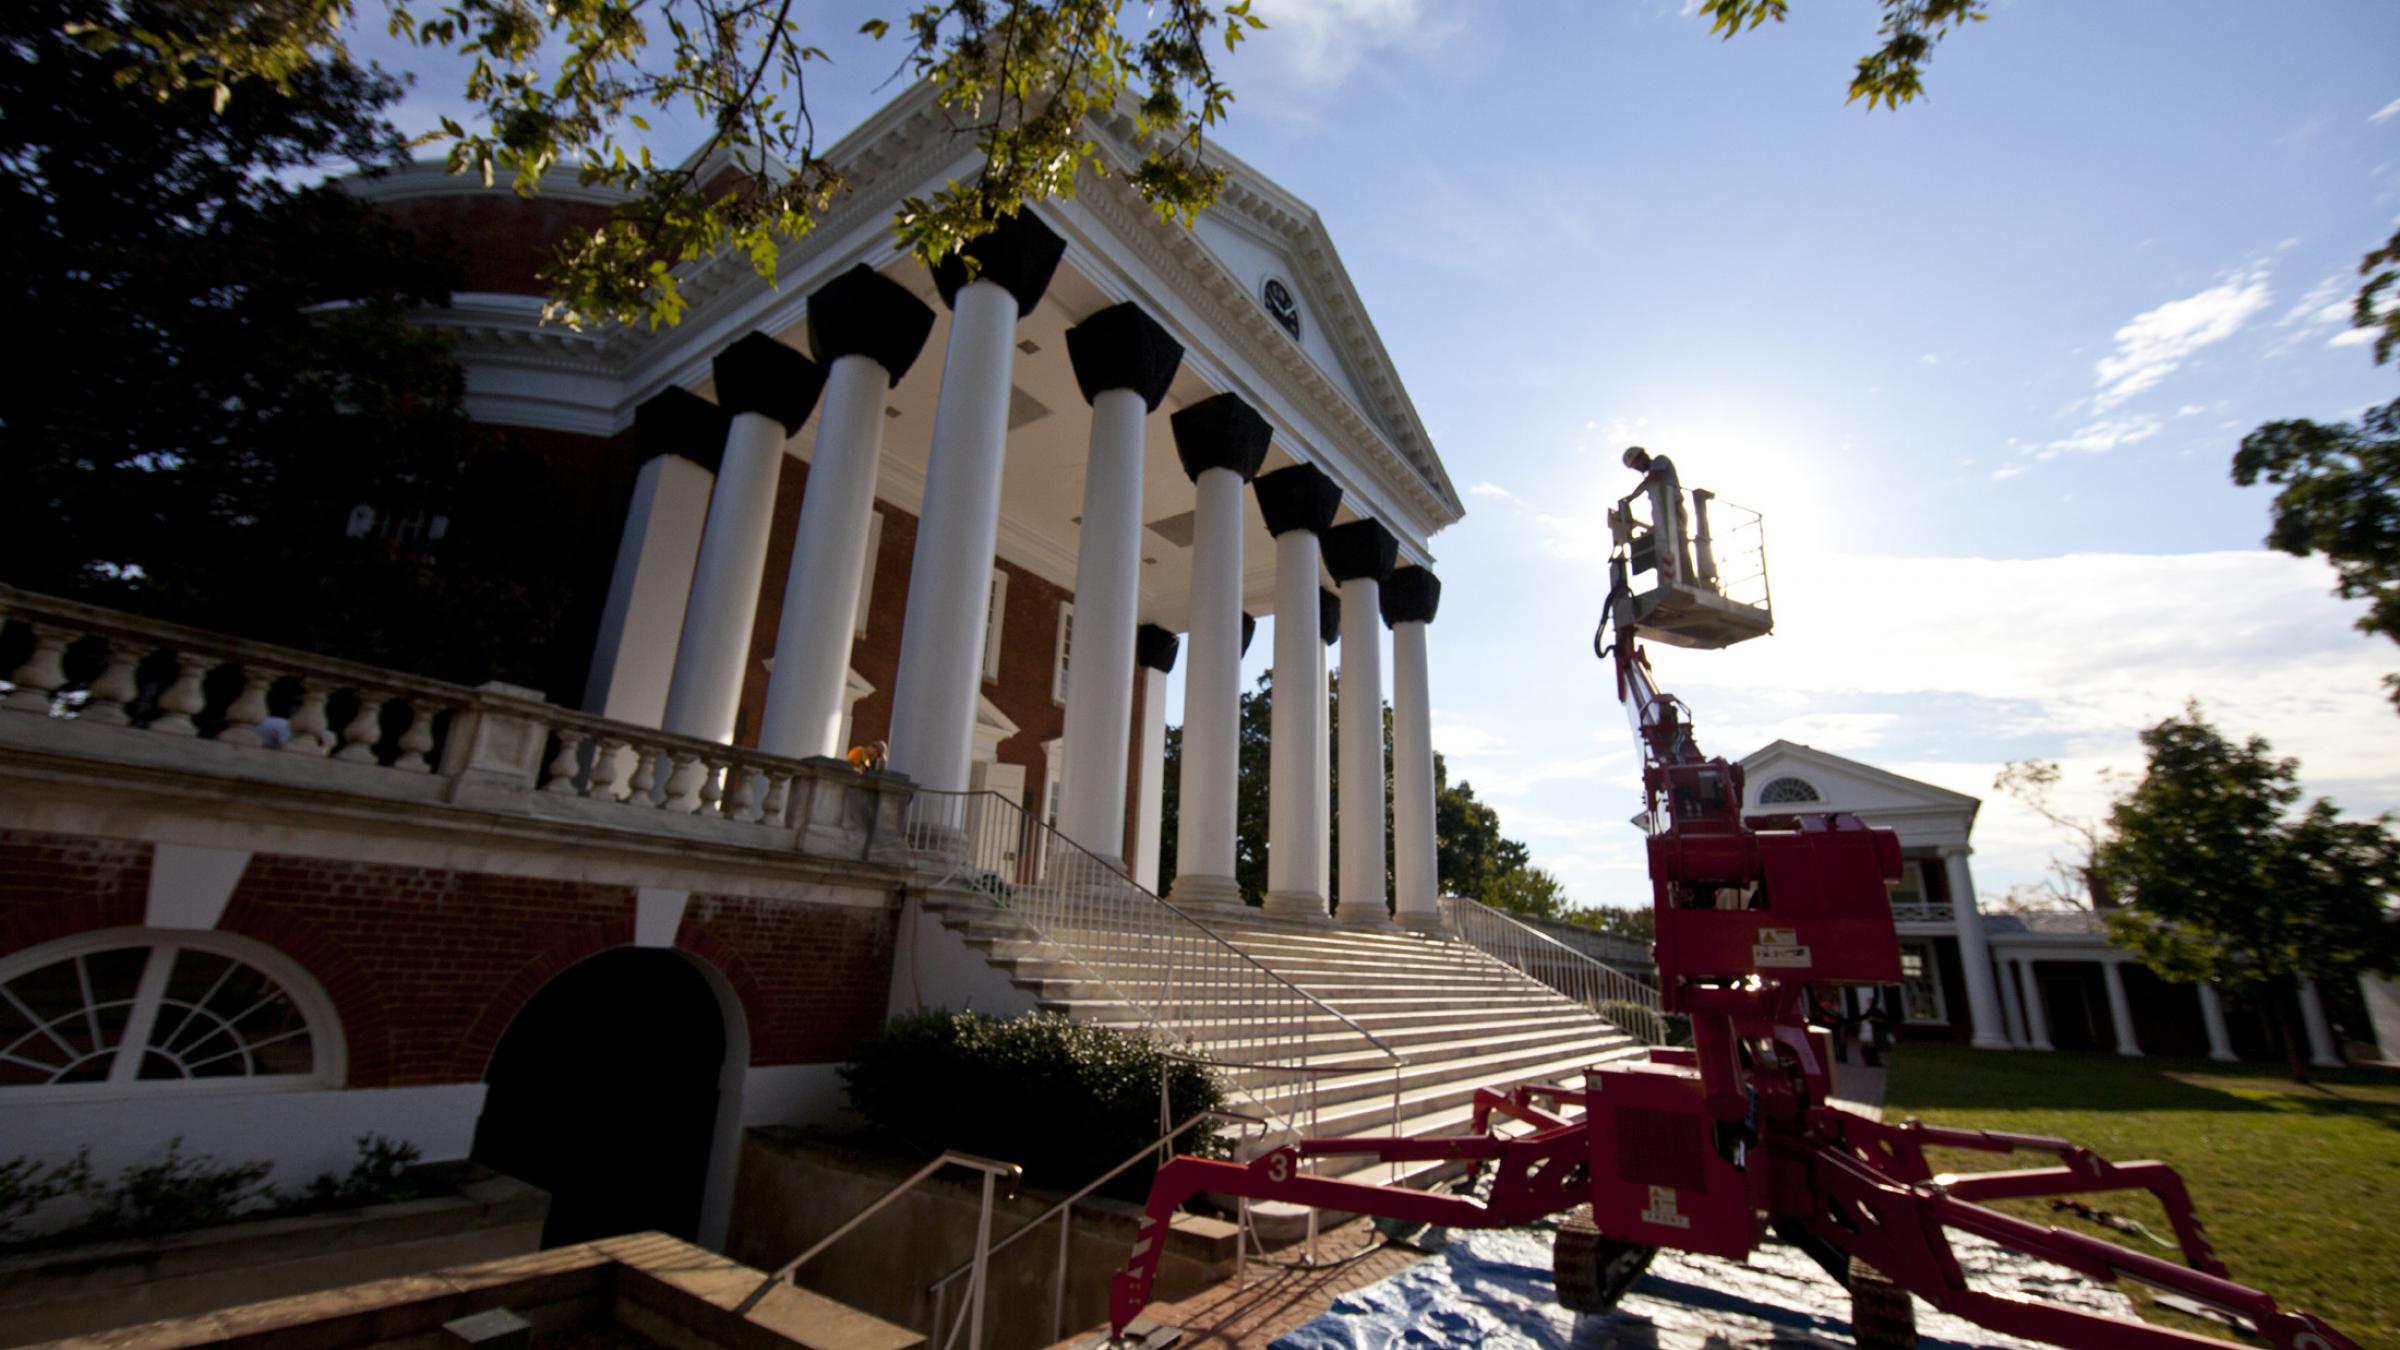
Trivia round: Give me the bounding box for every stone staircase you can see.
[917,888,1654,1194]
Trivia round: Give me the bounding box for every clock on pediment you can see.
[1261,277,1301,339]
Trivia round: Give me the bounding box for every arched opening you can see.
[471,948,728,1247]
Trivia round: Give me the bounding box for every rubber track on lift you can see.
[1551,1205,1660,1315]
[1845,1256,1918,1349]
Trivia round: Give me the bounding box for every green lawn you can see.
[1880,1043,2400,1346]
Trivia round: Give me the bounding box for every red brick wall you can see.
[0,830,896,1089]
[377,193,618,297]
[732,466,1089,825]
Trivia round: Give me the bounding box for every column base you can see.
[1969,1034,2012,1051]
[1393,907,1445,935]
[1260,890,1331,924]
[1168,873,1248,913]
[2208,1050,2239,1063]
[2311,1055,2345,1070]
[2030,1040,2055,1052]
[1334,902,1396,931]
[2115,1046,2144,1058]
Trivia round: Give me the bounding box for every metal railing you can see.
[903,788,1403,1143]
[736,1151,1022,1350]
[1438,896,1674,1045]
[924,1109,1266,1350]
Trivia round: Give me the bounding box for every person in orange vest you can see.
[845,739,888,773]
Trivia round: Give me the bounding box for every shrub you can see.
[0,1134,424,1248]
[842,1010,1225,1200]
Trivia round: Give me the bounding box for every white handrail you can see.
[1438,896,1676,1045]
[904,788,1404,1141]
[924,1109,1267,1350]
[735,1149,1022,1343]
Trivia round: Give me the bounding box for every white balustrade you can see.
[1438,896,1675,1045]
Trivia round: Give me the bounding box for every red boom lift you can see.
[1104,456,2361,1350]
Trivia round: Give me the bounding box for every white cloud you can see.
[1467,480,1525,505]
[1920,352,1941,366]
[2092,272,2272,409]
[2371,96,2400,125]
[2041,414,2162,458]
[1241,0,1460,109]
[1990,463,2026,482]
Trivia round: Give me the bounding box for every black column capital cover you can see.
[808,264,936,388]
[1319,589,1342,645]
[1381,566,1442,626]
[1135,623,1180,674]
[1170,393,1273,484]
[930,211,1068,319]
[1322,520,1398,586]
[1240,612,1258,657]
[1253,463,1341,538]
[635,387,730,475]
[713,332,825,437]
[1067,302,1184,411]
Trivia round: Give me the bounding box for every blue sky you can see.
[360,1,2400,910]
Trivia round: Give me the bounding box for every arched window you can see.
[0,930,343,1093]
[1757,776,1822,805]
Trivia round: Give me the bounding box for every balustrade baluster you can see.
[149,654,211,736]
[697,759,725,817]
[724,765,760,822]
[627,744,661,803]
[394,703,438,772]
[219,668,278,747]
[661,752,702,812]
[3,625,75,714]
[543,730,587,794]
[761,771,793,827]
[334,695,385,763]
[78,647,142,726]
[283,681,332,754]
[591,737,627,801]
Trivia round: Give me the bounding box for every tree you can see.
[2232,391,2400,710]
[1564,904,1655,946]
[1156,669,1535,910]
[1483,867,1569,922]
[1990,759,2121,910]
[2092,703,2400,1080]
[0,0,580,691]
[1698,0,1990,111]
[82,0,1265,328]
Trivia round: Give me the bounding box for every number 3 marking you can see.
[1266,1153,1291,1183]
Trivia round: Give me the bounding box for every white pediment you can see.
[1737,740,1979,843]
[972,694,1020,764]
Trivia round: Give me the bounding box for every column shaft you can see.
[758,354,889,758]
[1994,951,2028,1048]
[2017,957,2055,1050]
[1336,576,1389,928]
[1390,621,1439,930]
[1316,615,1332,903]
[2198,983,2237,1062]
[1057,387,1148,860]
[1264,530,1328,917]
[2102,959,2143,1056]
[1943,848,2010,1049]
[887,280,1019,792]
[586,453,714,724]
[2300,977,2342,1068]
[1169,469,1246,909]
[661,411,786,742]
[1134,663,1169,891]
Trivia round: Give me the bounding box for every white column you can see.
[1316,595,1334,906]
[2016,957,2055,1051]
[887,281,1022,792]
[758,354,896,758]
[1133,655,1170,892]
[1265,528,1330,921]
[1171,469,1247,910]
[2101,959,2143,1057]
[1335,574,1388,929]
[1994,950,2028,1048]
[2198,983,2237,1062]
[1056,387,1149,861]
[586,430,716,724]
[2300,977,2342,1068]
[1164,393,1270,910]
[662,419,788,741]
[1387,568,1442,932]
[1941,846,2010,1049]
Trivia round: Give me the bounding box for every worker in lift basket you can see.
[1622,445,1695,586]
